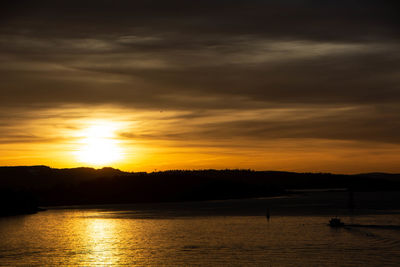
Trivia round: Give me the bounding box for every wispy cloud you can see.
[0,0,399,171]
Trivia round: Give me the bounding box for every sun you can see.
[75,122,124,166]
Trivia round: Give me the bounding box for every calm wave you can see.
[1,194,400,266]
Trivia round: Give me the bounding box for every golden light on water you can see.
[75,121,124,166]
[83,218,119,265]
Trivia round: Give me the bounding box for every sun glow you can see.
[75,122,124,166]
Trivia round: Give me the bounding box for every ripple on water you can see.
[0,210,400,266]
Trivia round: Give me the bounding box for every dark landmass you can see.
[1,166,400,216]
[0,189,43,216]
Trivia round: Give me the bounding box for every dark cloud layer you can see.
[0,0,399,146]
[2,1,399,41]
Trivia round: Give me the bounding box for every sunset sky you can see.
[1,1,399,173]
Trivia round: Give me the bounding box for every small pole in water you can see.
[266,208,270,221]
[348,187,355,224]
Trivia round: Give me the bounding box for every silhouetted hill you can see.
[0,165,125,189]
[1,166,400,212]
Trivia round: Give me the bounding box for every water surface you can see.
[1,193,400,266]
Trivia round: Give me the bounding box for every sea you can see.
[1,191,400,266]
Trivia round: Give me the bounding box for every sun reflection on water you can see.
[1,208,400,266]
[82,218,122,265]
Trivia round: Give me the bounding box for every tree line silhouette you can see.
[1,166,400,216]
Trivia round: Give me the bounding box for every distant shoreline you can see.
[1,166,400,214]
[36,191,400,219]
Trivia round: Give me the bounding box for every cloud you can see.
[1,1,399,109]
[114,105,400,145]
[1,36,399,107]
[2,1,399,40]
[0,0,399,167]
